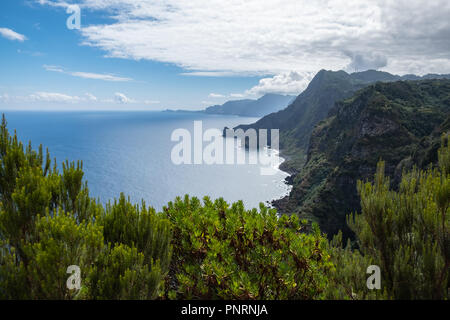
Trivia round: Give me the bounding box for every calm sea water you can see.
[2,111,290,211]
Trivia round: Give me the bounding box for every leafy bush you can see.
[163,196,333,299]
[84,243,163,300]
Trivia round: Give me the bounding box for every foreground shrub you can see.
[164,196,333,299]
[329,134,449,300]
[0,116,171,299]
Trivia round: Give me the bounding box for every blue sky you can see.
[0,0,263,110]
[1,0,449,110]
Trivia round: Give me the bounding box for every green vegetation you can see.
[278,79,450,238]
[235,69,406,170]
[0,111,448,300]
[0,116,171,299]
[236,72,450,242]
[164,196,332,299]
[328,134,450,299]
[0,115,332,299]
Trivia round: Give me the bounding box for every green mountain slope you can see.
[235,70,450,173]
[274,79,450,238]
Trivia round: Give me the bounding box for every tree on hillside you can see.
[330,134,449,299]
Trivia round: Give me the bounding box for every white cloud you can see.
[85,93,98,101]
[44,65,65,73]
[344,51,388,73]
[71,71,132,82]
[246,71,315,96]
[37,0,450,76]
[43,65,132,82]
[229,93,245,99]
[0,28,27,42]
[208,93,225,98]
[36,0,69,8]
[180,71,239,77]
[0,94,10,102]
[29,92,81,103]
[114,92,133,104]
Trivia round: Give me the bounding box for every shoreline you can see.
[265,149,294,211]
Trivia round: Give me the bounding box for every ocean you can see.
[2,111,290,211]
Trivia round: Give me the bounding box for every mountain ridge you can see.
[273,79,450,238]
[204,93,296,117]
[235,69,450,171]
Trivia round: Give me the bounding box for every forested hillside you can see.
[273,79,450,238]
[235,70,450,173]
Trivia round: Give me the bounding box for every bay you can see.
[1,111,290,211]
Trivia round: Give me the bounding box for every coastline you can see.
[220,118,295,212]
[265,149,294,211]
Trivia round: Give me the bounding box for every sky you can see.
[0,0,449,111]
